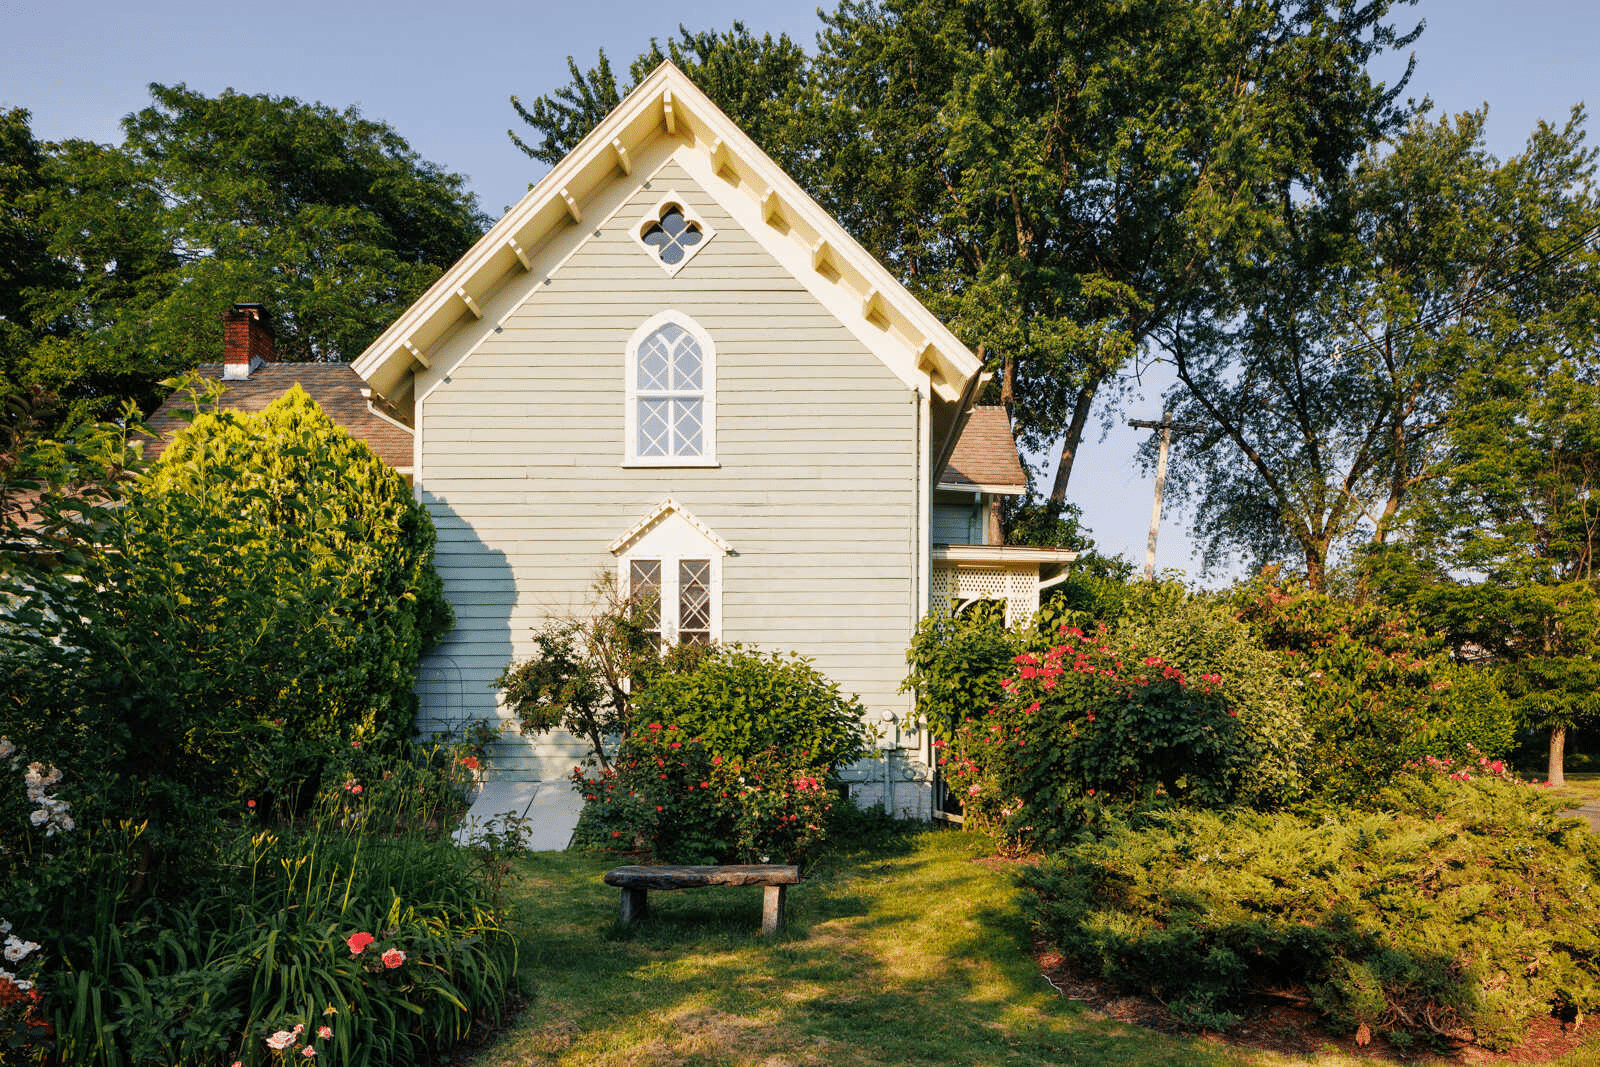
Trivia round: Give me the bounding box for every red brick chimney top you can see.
[223,303,276,380]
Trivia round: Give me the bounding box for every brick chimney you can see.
[222,303,276,380]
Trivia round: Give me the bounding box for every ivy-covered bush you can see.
[1022,760,1600,1051]
[903,602,1017,744]
[572,646,870,863]
[1232,572,1518,798]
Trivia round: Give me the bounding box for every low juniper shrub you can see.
[1022,757,1600,1051]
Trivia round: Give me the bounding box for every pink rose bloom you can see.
[346,931,375,955]
[317,1025,333,1039]
[302,1048,317,1059]
[381,948,406,969]
[265,1031,296,1051]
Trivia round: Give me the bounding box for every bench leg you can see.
[619,886,648,925]
[762,884,786,936]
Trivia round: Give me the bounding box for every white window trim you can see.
[612,500,730,648]
[623,309,719,468]
[620,552,723,647]
[630,190,716,276]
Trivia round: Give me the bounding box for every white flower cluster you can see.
[0,919,38,992]
[23,760,73,836]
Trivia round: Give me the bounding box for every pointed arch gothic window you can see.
[625,311,717,466]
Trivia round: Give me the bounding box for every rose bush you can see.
[931,583,1309,847]
[571,722,835,864]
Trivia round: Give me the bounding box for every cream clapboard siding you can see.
[416,160,919,782]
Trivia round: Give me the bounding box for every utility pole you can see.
[1128,412,1204,580]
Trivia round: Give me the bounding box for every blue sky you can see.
[2,0,1595,580]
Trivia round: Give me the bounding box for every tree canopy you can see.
[2,86,488,422]
[511,1,1421,501]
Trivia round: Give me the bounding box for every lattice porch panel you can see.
[934,564,1037,627]
[1006,567,1040,624]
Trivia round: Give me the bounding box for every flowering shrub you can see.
[0,916,49,1064]
[572,723,834,864]
[939,608,1308,847]
[571,646,864,863]
[1233,573,1518,798]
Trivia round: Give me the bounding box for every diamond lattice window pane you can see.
[679,560,711,631]
[630,560,662,632]
[637,399,670,456]
[672,399,703,456]
[637,335,671,391]
[673,336,703,391]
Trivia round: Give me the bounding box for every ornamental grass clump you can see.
[1022,760,1600,1051]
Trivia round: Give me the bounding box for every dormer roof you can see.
[938,406,1028,496]
[351,61,986,475]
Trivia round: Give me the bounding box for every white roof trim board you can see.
[608,497,733,556]
[932,544,1081,565]
[935,480,1028,497]
[351,61,986,475]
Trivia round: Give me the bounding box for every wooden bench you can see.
[603,864,802,936]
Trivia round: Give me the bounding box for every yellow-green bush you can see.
[1023,762,1600,1050]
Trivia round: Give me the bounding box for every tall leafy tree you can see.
[1369,206,1600,783]
[0,109,74,393]
[511,1,1420,500]
[13,85,489,420]
[509,23,811,167]
[1160,109,1556,587]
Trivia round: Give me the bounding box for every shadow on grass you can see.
[486,831,1253,1066]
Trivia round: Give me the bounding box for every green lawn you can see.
[1555,772,1600,803]
[470,828,1600,1066]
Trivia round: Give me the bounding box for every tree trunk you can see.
[1303,543,1327,594]
[1047,386,1097,506]
[1548,724,1567,788]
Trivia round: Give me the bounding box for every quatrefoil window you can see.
[643,207,702,265]
[632,192,715,276]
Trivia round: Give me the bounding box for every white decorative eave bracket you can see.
[608,497,733,556]
[350,60,985,413]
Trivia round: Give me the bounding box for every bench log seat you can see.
[603,864,802,935]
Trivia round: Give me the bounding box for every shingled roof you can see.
[146,363,413,470]
[937,406,1027,495]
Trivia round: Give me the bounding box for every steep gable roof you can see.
[352,61,986,474]
[938,407,1028,495]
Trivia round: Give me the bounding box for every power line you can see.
[1320,221,1600,365]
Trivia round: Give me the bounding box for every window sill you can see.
[621,458,721,469]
